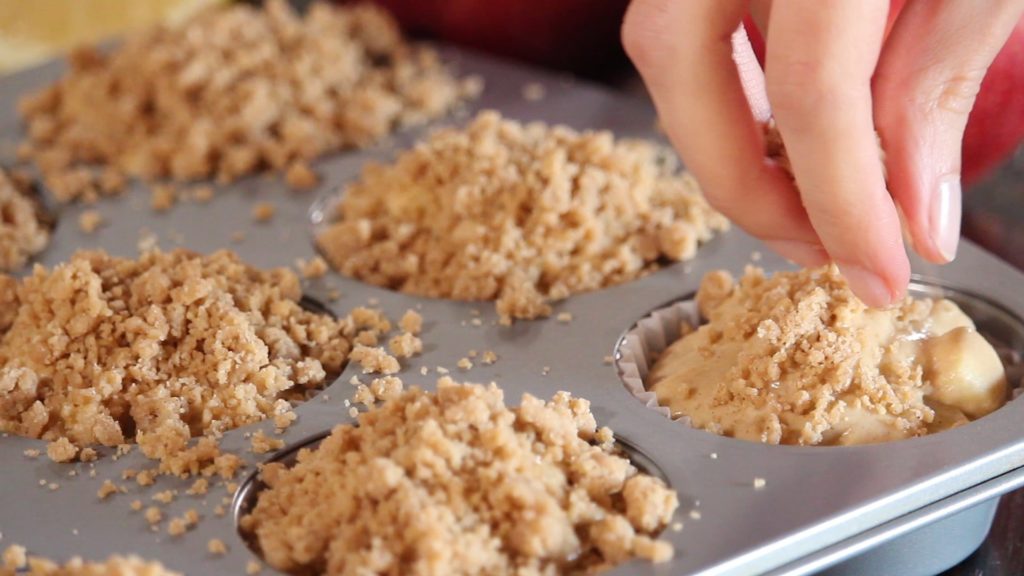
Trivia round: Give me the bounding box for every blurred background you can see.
[1,1,1022,573]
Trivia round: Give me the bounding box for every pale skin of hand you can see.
[623,0,1024,307]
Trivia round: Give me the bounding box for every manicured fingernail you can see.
[764,240,830,267]
[838,262,894,308]
[931,176,962,262]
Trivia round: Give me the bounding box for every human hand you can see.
[622,0,1024,306]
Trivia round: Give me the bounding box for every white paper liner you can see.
[616,299,701,423]
[617,298,1024,425]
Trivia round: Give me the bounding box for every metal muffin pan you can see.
[2,44,1024,576]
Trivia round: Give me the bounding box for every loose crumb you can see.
[152,490,175,505]
[251,430,285,455]
[150,184,177,212]
[78,210,104,234]
[285,161,319,190]
[251,202,276,223]
[315,111,727,324]
[521,82,546,102]
[241,378,678,574]
[399,309,423,335]
[187,478,209,496]
[190,185,215,203]
[0,170,49,271]
[2,546,179,574]
[297,256,328,279]
[457,358,473,370]
[556,312,573,324]
[22,449,39,459]
[130,500,143,511]
[17,0,478,203]
[387,332,422,359]
[207,538,228,556]
[144,507,162,525]
[246,560,263,574]
[349,344,400,375]
[481,350,498,365]
[97,479,119,500]
[46,437,79,463]
[753,477,766,489]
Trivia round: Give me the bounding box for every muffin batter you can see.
[649,266,1008,446]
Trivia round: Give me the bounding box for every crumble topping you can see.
[316,111,727,324]
[242,378,678,575]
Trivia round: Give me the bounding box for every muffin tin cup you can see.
[615,282,1024,574]
[4,41,1024,576]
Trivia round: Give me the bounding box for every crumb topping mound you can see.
[316,111,728,324]
[650,266,1009,445]
[17,0,479,202]
[242,378,678,575]
[0,249,350,457]
[0,169,50,271]
[1,545,181,576]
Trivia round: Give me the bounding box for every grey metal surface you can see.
[1,46,1024,576]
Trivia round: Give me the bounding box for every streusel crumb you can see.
[316,111,727,323]
[242,378,678,575]
[77,210,103,234]
[0,170,49,271]
[17,0,478,203]
[0,547,183,576]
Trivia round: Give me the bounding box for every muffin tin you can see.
[2,43,1024,576]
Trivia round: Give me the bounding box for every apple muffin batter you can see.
[316,111,728,324]
[241,378,679,575]
[649,266,1008,446]
[0,249,359,466]
[17,0,479,202]
[0,169,50,271]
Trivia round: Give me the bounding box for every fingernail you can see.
[764,240,830,267]
[838,262,894,308]
[931,176,962,262]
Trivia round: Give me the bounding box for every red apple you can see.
[746,4,1024,185]
[361,0,631,78]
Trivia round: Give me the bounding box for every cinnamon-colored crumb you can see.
[251,202,276,223]
[207,539,228,556]
[399,309,423,335]
[242,378,678,575]
[0,170,49,271]
[77,210,103,234]
[296,256,328,279]
[97,480,119,500]
[316,111,727,323]
[17,0,477,203]
[46,437,78,463]
[150,185,177,212]
[251,430,285,455]
[1,547,180,576]
[387,331,422,359]
[285,162,319,190]
[349,344,400,375]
